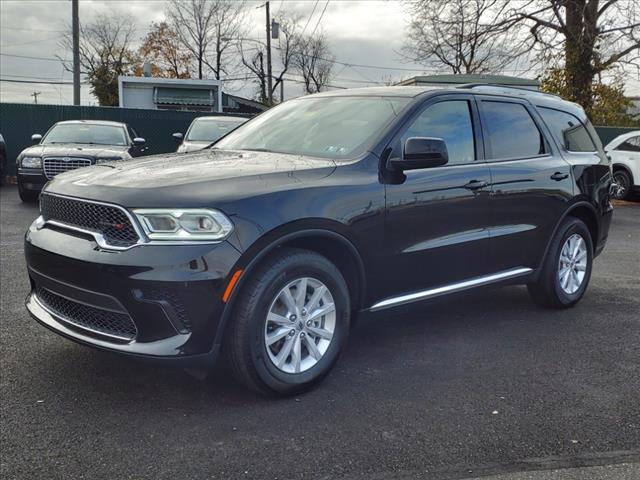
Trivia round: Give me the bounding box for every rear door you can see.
[383,94,493,300]
[476,96,574,271]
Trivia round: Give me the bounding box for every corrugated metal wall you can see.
[0,103,253,176]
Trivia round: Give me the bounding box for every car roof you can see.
[55,120,127,127]
[605,130,640,148]
[306,84,585,116]
[193,116,248,122]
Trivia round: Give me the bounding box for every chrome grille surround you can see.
[43,157,92,179]
[39,193,144,250]
[35,286,137,341]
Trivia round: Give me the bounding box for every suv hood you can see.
[44,149,337,207]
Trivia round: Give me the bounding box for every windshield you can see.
[186,118,247,142]
[214,96,410,159]
[42,124,127,146]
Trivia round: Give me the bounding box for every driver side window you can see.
[400,100,476,166]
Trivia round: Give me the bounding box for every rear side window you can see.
[538,107,596,152]
[481,101,545,160]
[615,136,640,152]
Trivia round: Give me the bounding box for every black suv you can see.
[16,120,147,202]
[24,86,613,395]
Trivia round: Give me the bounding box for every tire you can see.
[18,182,39,203]
[225,247,350,395]
[612,169,632,200]
[527,217,593,309]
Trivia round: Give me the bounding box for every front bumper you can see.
[25,222,242,366]
[17,169,47,192]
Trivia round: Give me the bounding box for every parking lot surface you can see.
[1,185,638,479]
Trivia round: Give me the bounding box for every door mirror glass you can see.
[172,132,184,143]
[31,134,42,144]
[390,137,448,171]
[133,137,146,146]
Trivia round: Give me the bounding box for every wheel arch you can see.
[612,162,634,184]
[213,226,367,348]
[535,201,599,279]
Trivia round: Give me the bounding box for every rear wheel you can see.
[225,248,350,395]
[18,182,39,202]
[528,217,593,309]
[612,169,632,200]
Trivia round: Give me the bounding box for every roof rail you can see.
[458,83,563,99]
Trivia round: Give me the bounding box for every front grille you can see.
[40,193,140,247]
[36,287,137,341]
[43,157,92,179]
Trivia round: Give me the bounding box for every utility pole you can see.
[72,0,80,105]
[31,91,41,104]
[265,1,273,105]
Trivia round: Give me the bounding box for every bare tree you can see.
[241,13,301,104]
[293,32,334,94]
[402,0,528,75]
[59,14,138,106]
[166,0,246,80]
[506,0,640,112]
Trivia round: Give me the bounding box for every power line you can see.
[1,26,67,33]
[0,78,87,85]
[309,0,330,37]
[300,0,320,36]
[0,53,63,62]
[1,35,65,48]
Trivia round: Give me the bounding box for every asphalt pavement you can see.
[1,184,638,479]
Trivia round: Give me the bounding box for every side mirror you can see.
[172,132,184,143]
[389,137,448,171]
[133,137,146,146]
[31,134,42,144]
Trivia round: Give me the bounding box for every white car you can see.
[605,130,640,199]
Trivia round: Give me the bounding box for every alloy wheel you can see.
[264,277,336,374]
[558,233,588,294]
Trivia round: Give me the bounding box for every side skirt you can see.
[369,267,533,312]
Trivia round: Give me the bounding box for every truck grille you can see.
[43,157,92,179]
[36,287,137,341]
[40,193,140,248]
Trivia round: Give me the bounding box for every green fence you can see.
[0,102,637,178]
[0,103,253,177]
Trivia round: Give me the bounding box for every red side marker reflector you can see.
[223,269,243,303]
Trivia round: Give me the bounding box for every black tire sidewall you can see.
[245,254,350,393]
[551,221,593,306]
[613,170,631,199]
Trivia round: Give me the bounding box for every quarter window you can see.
[615,136,640,152]
[538,107,596,152]
[481,101,546,160]
[401,100,475,165]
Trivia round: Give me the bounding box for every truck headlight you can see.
[21,156,42,168]
[133,209,233,241]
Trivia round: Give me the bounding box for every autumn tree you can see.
[166,0,246,80]
[540,67,639,126]
[508,0,640,112]
[403,0,528,74]
[60,14,138,106]
[138,22,191,78]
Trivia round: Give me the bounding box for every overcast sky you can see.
[1,0,639,106]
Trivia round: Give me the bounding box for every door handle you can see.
[550,172,569,181]
[464,180,488,191]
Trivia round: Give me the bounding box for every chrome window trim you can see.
[39,192,225,251]
[369,267,533,312]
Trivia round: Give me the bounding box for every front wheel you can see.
[528,217,593,309]
[225,248,350,395]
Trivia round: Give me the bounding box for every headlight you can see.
[133,209,233,241]
[95,157,124,164]
[21,156,42,168]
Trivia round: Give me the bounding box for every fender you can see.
[532,200,598,281]
[211,227,367,349]
[612,162,635,184]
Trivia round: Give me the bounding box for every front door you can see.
[382,95,493,303]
